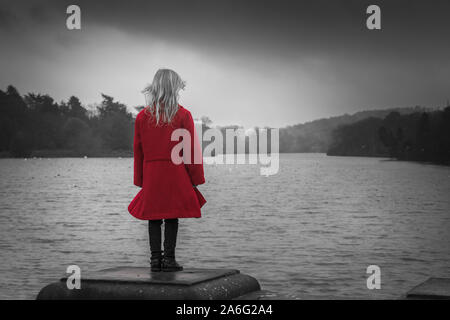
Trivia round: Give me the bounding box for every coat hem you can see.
[128,211,202,221]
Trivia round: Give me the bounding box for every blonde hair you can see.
[142,69,185,124]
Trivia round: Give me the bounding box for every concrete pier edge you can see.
[405,277,450,300]
[36,267,261,300]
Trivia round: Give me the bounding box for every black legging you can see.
[148,219,178,259]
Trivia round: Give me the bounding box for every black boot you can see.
[162,256,183,272]
[150,255,162,272]
[162,219,183,272]
[148,220,163,272]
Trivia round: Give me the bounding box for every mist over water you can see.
[0,154,449,299]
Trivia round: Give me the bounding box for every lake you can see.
[0,154,449,299]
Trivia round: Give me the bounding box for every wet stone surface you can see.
[61,267,240,286]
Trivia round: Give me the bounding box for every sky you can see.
[0,0,449,128]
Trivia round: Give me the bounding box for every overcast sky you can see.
[0,0,449,128]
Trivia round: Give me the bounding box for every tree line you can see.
[2,84,449,165]
[0,85,134,157]
[327,107,450,164]
[0,85,274,158]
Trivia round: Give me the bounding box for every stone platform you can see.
[406,278,450,299]
[36,267,261,300]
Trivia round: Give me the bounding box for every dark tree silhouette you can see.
[0,85,136,157]
[328,108,450,164]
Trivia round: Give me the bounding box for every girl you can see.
[128,69,206,272]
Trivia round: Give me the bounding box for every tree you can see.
[97,94,129,119]
[63,117,95,153]
[200,116,212,127]
[96,94,133,150]
[67,96,88,120]
[10,131,33,157]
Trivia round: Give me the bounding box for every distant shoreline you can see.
[328,154,450,166]
[1,150,449,167]
[0,149,133,159]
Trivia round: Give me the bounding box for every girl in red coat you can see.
[128,69,206,272]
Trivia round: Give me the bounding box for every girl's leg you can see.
[148,219,163,271]
[162,218,183,271]
[163,218,178,258]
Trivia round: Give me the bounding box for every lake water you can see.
[0,154,449,299]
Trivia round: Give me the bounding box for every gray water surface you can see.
[0,154,449,299]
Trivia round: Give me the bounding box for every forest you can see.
[0,85,134,157]
[327,107,450,164]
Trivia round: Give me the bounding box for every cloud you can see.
[0,7,17,29]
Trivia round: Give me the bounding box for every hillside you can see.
[279,106,433,153]
[327,107,450,164]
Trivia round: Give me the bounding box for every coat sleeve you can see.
[133,114,144,187]
[183,111,205,186]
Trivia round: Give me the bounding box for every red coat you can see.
[128,105,206,220]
